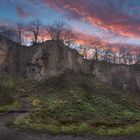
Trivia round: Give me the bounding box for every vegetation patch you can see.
[9,71,140,136]
[0,76,30,113]
[0,101,18,113]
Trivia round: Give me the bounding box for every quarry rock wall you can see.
[27,41,91,80]
[92,62,140,92]
[0,35,139,92]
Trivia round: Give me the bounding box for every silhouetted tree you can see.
[125,48,133,64]
[91,39,103,62]
[112,51,118,64]
[103,45,113,63]
[27,19,42,45]
[119,47,128,64]
[47,20,74,46]
[16,23,23,45]
[135,48,140,64]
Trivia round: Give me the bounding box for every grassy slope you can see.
[1,71,140,136]
[0,75,33,113]
[0,76,17,112]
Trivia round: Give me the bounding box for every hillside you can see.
[0,71,139,136]
[0,35,140,137]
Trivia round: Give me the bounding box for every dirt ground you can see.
[0,113,140,140]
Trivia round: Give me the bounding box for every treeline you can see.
[0,19,140,65]
[0,19,74,46]
[76,41,140,65]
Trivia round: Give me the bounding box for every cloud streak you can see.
[39,0,140,39]
[16,5,31,18]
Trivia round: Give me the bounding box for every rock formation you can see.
[92,62,140,92]
[0,34,139,92]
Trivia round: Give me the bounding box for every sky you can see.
[1,0,140,47]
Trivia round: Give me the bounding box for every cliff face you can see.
[0,36,91,79]
[0,35,32,74]
[0,35,18,73]
[26,41,91,80]
[92,62,140,92]
[0,35,140,92]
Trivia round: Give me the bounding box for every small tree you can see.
[16,23,23,45]
[118,47,128,64]
[79,45,88,59]
[27,19,42,45]
[91,39,103,62]
[112,51,118,64]
[125,48,133,65]
[135,48,140,64]
[103,44,113,63]
[47,20,74,45]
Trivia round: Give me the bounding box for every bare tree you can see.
[91,38,103,62]
[125,48,133,65]
[27,19,42,45]
[118,47,128,64]
[79,43,91,59]
[135,47,140,64]
[112,51,118,64]
[63,29,75,47]
[16,23,23,45]
[103,46,113,63]
[47,20,74,45]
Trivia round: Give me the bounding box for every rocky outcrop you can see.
[0,35,91,80]
[92,61,140,92]
[0,34,139,92]
[0,35,32,74]
[27,41,91,80]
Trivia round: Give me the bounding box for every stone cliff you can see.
[92,62,140,92]
[27,41,91,80]
[0,34,139,92]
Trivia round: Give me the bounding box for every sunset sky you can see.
[1,0,140,47]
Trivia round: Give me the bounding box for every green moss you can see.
[96,124,140,136]
[0,101,18,113]
[13,92,140,136]
[3,71,140,136]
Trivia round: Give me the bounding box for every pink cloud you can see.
[39,0,140,39]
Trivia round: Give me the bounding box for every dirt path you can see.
[0,96,140,140]
[0,113,140,140]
